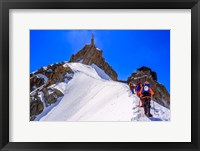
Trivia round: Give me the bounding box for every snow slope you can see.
[38,63,170,122]
[131,96,170,121]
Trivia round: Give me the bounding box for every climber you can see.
[135,81,145,107]
[139,80,154,117]
[128,82,134,94]
[135,81,142,96]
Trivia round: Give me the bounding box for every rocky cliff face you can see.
[127,66,170,109]
[30,62,74,121]
[69,35,118,80]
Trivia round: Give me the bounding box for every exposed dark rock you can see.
[30,96,44,121]
[54,88,64,97]
[43,88,64,105]
[30,76,45,92]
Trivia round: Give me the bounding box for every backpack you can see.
[142,83,150,96]
[135,83,141,91]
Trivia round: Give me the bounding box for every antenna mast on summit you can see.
[91,33,94,45]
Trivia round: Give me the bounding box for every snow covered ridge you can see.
[30,62,170,121]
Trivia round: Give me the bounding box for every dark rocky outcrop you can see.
[30,76,45,92]
[43,88,64,105]
[44,65,73,88]
[30,63,74,91]
[30,62,74,121]
[69,34,118,80]
[136,66,157,81]
[128,66,170,109]
[30,96,44,121]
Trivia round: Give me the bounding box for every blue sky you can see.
[30,30,170,92]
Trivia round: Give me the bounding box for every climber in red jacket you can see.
[139,81,154,117]
[135,81,142,97]
[135,81,145,107]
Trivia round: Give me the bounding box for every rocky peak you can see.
[137,66,152,72]
[69,34,118,81]
[128,66,170,109]
[136,66,157,81]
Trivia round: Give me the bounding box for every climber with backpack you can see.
[128,82,134,94]
[135,81,142,97]
[139,80,154,117]
[135,81,145,107]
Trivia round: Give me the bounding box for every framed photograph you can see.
[0,0,199,151]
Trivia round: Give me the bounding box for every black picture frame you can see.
[0,0,199,151]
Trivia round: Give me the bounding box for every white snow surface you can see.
[49,82,68,94]
[91,64,112,80]
[131,96,170,122]
[38,63,170,121]
[34,91,63,121]
[43,66,47,70]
